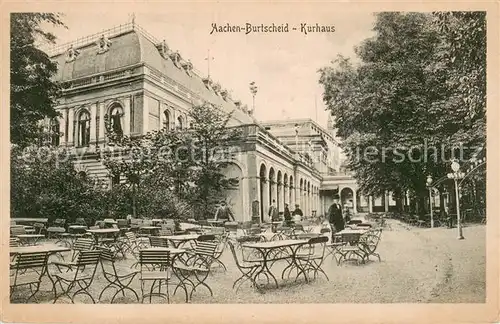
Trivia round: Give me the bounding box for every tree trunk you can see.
[132,183,137,218]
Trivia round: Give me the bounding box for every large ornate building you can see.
[45,21,393,222]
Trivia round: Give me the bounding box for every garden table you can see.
[10,244,73,296]
[10,244,71,256]
[163,234,200,248]
[294,232,322,240]
[138,226,160,236]
[242,239,309,288]
[86,228,120,244]
[207,220,225,227]
[17,234,45,246]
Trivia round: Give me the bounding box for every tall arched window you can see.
[177,116,184,130]
[78,110,91,147]
[50,118,60,146]
[109,105,124,136]
[163,110,171,130]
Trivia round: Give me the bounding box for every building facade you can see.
[44,21,408,222]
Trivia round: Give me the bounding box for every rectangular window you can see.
[374,196,383,206]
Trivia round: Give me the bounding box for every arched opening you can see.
[177,115,184,130]
[109,104,124,137]
[259,164,267,222]
[340,187,354,215]
[163,110,171,130]
[277,171,282,214]
[268,168,275,211]
[222,163,243,221]
[77,110,91,147]
[49,118,60,146]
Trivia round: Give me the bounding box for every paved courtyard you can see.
[10,220,486,304]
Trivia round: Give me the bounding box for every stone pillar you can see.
[98,102,105,142]
[369,196,373,213]
[67,108,75,146]
[143,95,149,134]
[123,96,131,136]
[59,111,66,146]
[261,179,269,222]
[277,183,282,213]
[90,102,97,145]
[290,185,295,207]
[352,188,358,215]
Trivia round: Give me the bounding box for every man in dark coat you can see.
[328,198,344,232]
[214,200,235,222]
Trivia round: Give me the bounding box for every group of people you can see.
[268,199,303,226]
[213,196,348,232]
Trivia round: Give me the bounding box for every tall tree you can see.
[101,102,241,219]
[319,12,486,214]
[10,13,65,147]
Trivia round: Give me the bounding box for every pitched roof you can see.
[50,27,256,125]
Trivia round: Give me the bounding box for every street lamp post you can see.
[447,160,465,240]
[426,175,434,228]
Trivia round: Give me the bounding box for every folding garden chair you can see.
[10,237,20,247]
[196,234,226,271]
[10,226,26,238]
[96,247,140,303]
[46,226,72,247]
[227,241,260,293]
[51,237,94,266]
[119,231,148,268]
[139,249,188,303]
[149,236,168,248]
[295,236,329,281]
[173,239,217,299]
[51,250,102,303]
[359,228,382,263]
[10,251,50,303]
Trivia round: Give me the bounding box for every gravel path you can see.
[9,221,486,304]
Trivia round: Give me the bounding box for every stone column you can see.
[123,96,131,135]
[261,179,269,222]
[67,108,75,146]
[352,188,358,215]
[142,95,149,134]
[90,103,97,145]
[98,102,106,142]
[59,111,66,146]
[277,182,282,213]
[369,196,373,213]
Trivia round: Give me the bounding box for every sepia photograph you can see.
[2,1,498,323]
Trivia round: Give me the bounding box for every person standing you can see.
[328,198,344,232]
[268,199,279,221]
[214,200,235,222]
[283,203,292,226]
[292,204,304,223]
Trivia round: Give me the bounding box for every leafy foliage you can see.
[11,145,105,224]
[319,12,486,213]
[101,102,241,219]
[10,13,66,147]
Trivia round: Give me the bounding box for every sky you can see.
[43,4,376,128]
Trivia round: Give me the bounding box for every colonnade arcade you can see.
[258,164,320,222]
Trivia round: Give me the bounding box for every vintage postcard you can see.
[1,1,498,323]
